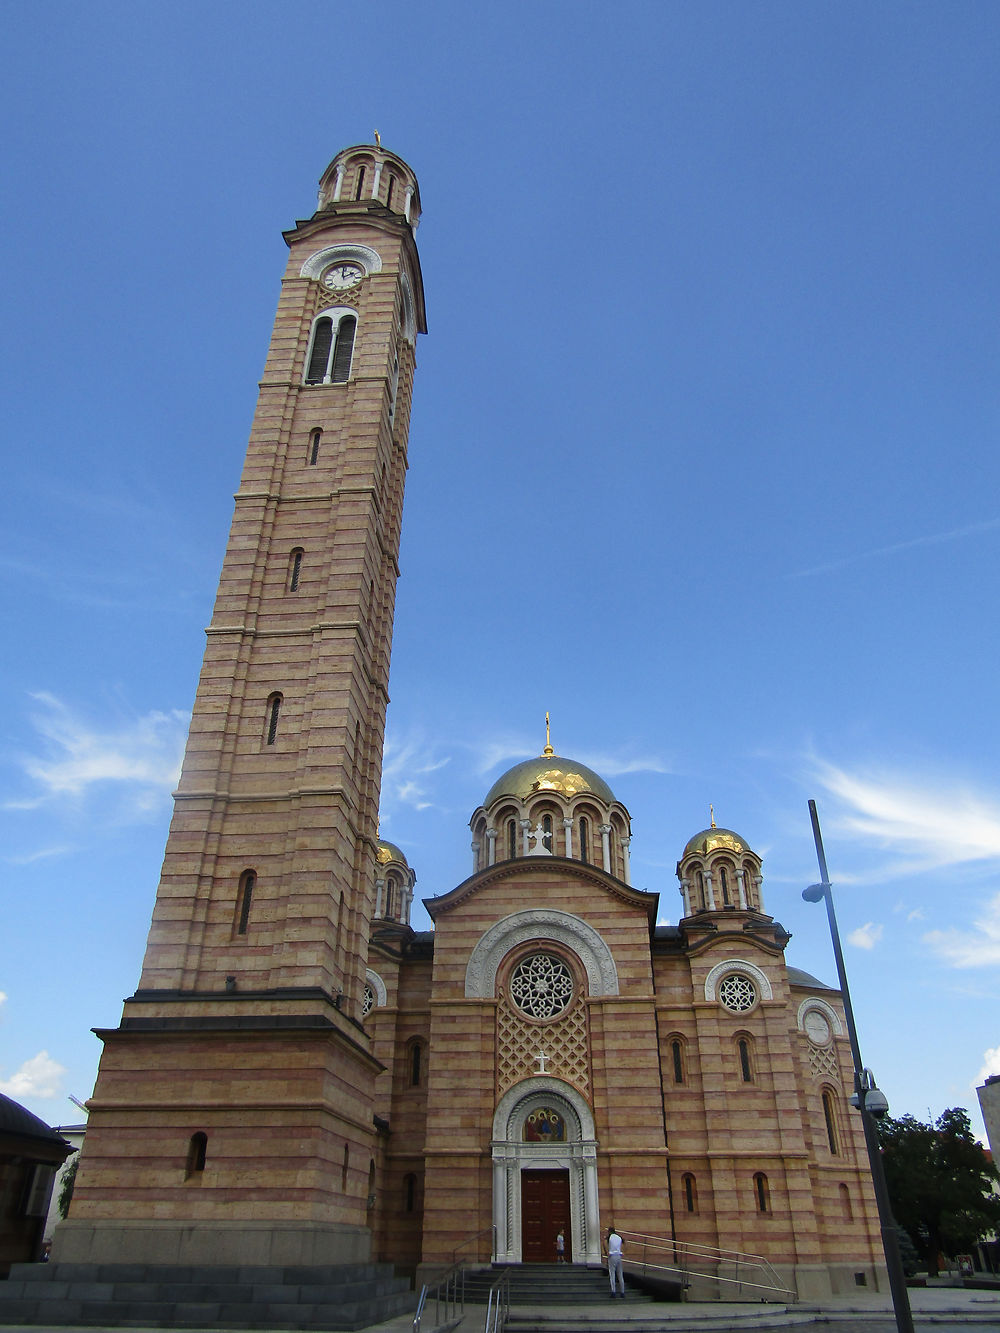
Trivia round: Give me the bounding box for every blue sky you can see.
[2,3,999,1141]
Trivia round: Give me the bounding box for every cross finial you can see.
[710,804,716,828]
[543,711,554,757]
[374,129,381,149]
[534,1051,550,1073]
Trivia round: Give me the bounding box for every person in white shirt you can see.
[607,1226,625,1297]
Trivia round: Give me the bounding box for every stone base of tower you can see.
[50,1219,371,1266]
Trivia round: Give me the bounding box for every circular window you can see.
[509,953,574,1020]
[718,973,757,1013]
[362,983,376,1016]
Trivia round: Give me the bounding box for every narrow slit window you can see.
[542,813,553,852]
[237,870,256,935]
[507,819,517,860]
[385,174,396,210]
[342,1144,349,1190]
[288,549,303,592]
[308,428,322,464]
[355,165,367,200]
[265,694,282,745]
[671,1039,684,1085]
[720,865,731,905]
[410,1042,422,1087]
[186,1132,207,1177]
[683,1173,697,1213]
[823,1091,839,1155]
[754,1172,770,1213]
[579,816,590,864]
[738,1037,753,1083]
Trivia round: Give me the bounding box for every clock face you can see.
[804,1010,831,1046]
[323,262,364,290]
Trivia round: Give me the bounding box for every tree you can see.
[57,1154,79,1219]
[878,1107,1000,1274]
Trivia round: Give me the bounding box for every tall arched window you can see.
[671,1038,685,1085]
[185,1132,207,1178]
[354,164,367,200]
[410,1041,423,1087]
[542,813,553,852]
[737,1036,754,1084]
[696,869,705,905]
[822,1090,840,1155]
[579,816,590,864]
[385,173,397,211]
[754,1172,770,1213]
[719,864,731,905]
[507,819,517,860]
[288,548,303,592]
[308,428,322,465]
[683,1172,697,1213]
[342,1144,350,1191]
[305,312,357,384]
[236,869,256,935]
[265,693,282,746]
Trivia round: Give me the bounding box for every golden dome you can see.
[484,755,615,807]
[682,827,750,858]
[376,839,409,867]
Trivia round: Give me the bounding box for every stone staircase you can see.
[462,1262,655,1305]
[0,1260,414,1330]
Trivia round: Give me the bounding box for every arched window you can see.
[385,877,396,921]
[737,1036,754,1084]
[754,1172,770,1213]
[354,163,367,200]
[288,548,303,592]
[404,1172,416,1213]
[265,693,282,746]
[236,870,256,935]
[185,1132,207,1178]
[579,816,590,864]
[542,813,553,852]
[305,312,357,385]
[695,869,705,905]
[342,1143,350,1190]
[388,347,400,428]
[823,1090,840,1155]
[385,173,397,211]
[507,819,517,860]
[671,1038,685,1085]
[839,1182,853,1220]
[742,863,757,906]
[682,1172,697,1213]
[719,864,731,906]
[308,428,322,465]
[410,1041,423,1087]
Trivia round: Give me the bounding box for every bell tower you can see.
[57,145,426,1266]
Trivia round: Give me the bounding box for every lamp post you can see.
[803,800,914,1333]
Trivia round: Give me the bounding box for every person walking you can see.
[607,1226,625,1297]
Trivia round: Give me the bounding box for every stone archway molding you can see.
[703,957,773,1004]
[466,909,619,998]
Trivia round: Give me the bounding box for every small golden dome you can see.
[484,755,615,807]
[376,839,409,867]
[683,827,750,858]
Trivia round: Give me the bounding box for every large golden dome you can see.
[376,839,409,867]
[683,827,750,857]
[484,754,615,807]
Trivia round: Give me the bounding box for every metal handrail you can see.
[453,1223,496,1265]
[483,1268,511,1333]
[613,1228,797,1302]
[413,1224,497,1333]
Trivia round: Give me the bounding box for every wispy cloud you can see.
[5,693,187,812]
[381,733,451,812]
[4,845,74,866]
[925,892,1000,968]
[790,516,1000,579]
[847,921,883,950]
[813,760,1000,871]
[0,991,7,1011]
[0,1050,67,1100]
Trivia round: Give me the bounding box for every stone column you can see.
[472,841,480,874]
[680,877,691,917]
[704,869,716,911]
[736,870,748,910]
[332,166,344,202]
[562,818,574,859]
[599,824,612,874]
[487,827,498,866]
[582,1146,601,1263]
[404,185,414,222]
[621,834,632,885]
[371,160,383,199]
[520,819,531,856]
[492,1154,507,1261]
[374,878,384,918]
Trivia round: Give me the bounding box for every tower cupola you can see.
[676,814,764,916]
[375,838,416,928]
[318,141,421,227]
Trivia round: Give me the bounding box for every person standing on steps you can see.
[555,1229,565,1263]
[607,1225,625,1297]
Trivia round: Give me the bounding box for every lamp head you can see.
[802,883,827,903]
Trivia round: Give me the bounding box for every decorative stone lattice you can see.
[313,284,361,315]
[808,1044,840,1080]
[362,983,376,1016]
[509,954,574,1019]
[496,988,591,1101]
[718,973,757,1013]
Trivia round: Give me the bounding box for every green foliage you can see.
[878,1107,1000,1274]
[57,1155,79,1219]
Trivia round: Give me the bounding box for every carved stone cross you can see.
[534,1051,550,1073]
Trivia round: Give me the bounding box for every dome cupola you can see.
[676,809,763,916]
[374,836,416,927]
[317,138,421,227]
[470,717,632,883]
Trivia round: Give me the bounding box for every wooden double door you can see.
[521,1168,570,1263]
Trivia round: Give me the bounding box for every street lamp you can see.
[803,800,914,1333]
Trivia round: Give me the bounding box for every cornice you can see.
[425,855,658,923]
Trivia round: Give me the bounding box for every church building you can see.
[51,144,884,1303]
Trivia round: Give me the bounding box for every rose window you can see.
[509,953,574,1019]
[718,973,757,1013]
[362,983,376,1016]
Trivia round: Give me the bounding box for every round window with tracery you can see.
[363,983,376,1016]
[718,973,757,1013]
[509,953,574,1020]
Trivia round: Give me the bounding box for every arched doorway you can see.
[491,1078,601,1265]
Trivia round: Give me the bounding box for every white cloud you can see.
[847,922,883,950]
[925,892,1000,968]
[791,515,1000,579]
[813,760,1000,870]
[4,846,74,866]
[0,991,7,1010]
[0,1050,68,1100]
[6,693,187,809]
[380,733,451,813]
[977,1046,1000,1084]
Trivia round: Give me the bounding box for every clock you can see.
[322,262,364,290]
[804,1010,831,1046]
